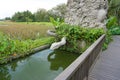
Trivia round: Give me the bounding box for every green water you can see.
[0,49,79,80]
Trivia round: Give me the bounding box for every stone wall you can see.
[65,0,108,28]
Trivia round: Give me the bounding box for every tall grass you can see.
[0,22,54,40]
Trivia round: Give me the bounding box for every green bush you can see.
[55,24,105,54]
[50,17,64,29]
[14,37,54,55]
[109,27,120,35]
[106,16,120,35]
[106,16,118,29]
[0,32,16,63]
[0,33,54,64]
[0,32,15,54]
[102,31,112,50]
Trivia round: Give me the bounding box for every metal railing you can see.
[55,34,105,80]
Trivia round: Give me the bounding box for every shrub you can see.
[0,32,15,54]
[109,27,120,35]
[55,24,105,54]
[102,30,112,50]
[0,32,16,63]
[0,32,54,64]
[106,16,120,35]
[14,37,54,55]
[106,16,118,29]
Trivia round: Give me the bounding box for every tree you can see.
[34,8,49,22]
[12,10,34,22]
[47,10,58,21]
[5,17,11,20]
[23,10,34,23]
[49,3,66,20]
[12,12,22,22]
[11,3,67,22]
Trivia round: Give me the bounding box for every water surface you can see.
[0,49,79,80]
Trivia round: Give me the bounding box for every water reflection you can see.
[0,65,11,80]
[48,50,79,70]
[0,58,28,80]
[0,49,79,80]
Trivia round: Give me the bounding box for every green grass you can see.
[0,21,7,25]
[16,22,53,26]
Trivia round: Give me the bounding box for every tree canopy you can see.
[11,3,66,22]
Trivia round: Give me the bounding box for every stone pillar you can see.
[65,0,108,28]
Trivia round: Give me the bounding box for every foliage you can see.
[50,3,66,19]
[14,37,54,54]
[12,10,34,22]
[0,32,15,64]
[34,9,49,22]
[106,16,120,35]
[0,22,54,64]
[0,36,54,64]
[50,17,63,29]
[106,16,118,29]
[55,24,105,54]
[0,32,15,54]
[109,27,120,35]
[108,0,120,25]
[11,3,66,22]
[5,17,11,20]
[102,31,112,50]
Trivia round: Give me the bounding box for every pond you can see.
[0,49,79,80]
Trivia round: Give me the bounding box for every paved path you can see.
[89,36,120,80]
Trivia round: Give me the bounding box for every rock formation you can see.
[65,0,108,28]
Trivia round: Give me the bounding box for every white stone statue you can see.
[50,37,66,50]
